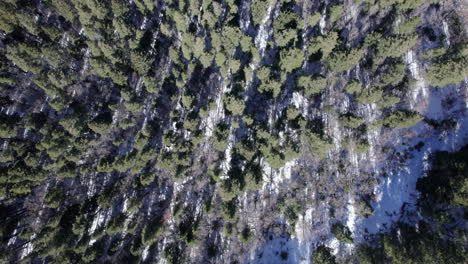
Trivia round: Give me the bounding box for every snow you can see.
[292,92,308,119]
[261,159,296,193]
[122,197,128,213]
[406,50,427,108]
[346,197,357,234]
[319,12,326,34]
[220,128,236,179]
[204,78,226,139]
[20,240,34,259]
[254,5,274,57]
[247,236,309,264]
[7,228,17,246]
[357,113,468,236]
[442,20,450,47]
[89,208,108,245]
[326,237,340,255]
[142,245,150,261]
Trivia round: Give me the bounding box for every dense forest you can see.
[0,0,466,263]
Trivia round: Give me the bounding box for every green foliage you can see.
[130,51,153,76]
[0,123,16,138]
[273,11,303,47]
[377,62,406,87]
[199,51,214,68]
[328,4,344,24]
[45,186,63,208]
[358,223,467,264]
[6,44,42,74]
[396,0,425,10]
[297,75,327,96]
[213,123,230,151]
[382,111,423,128]
[355,198,374,217]
[60,114,86,137]
[215,52,227,68]
[0,76,15,86]
[244,162,263,190]
[286,106,301,120]
[308,32,339,59]
[97,183,120,208]
[178,217,199,245]
[89,58,127,85]
[0,3,17,33]
[417,145,468,207]
[308,12,321,27]
[163,242,184,264]
[344,80,361,94]
[339,114,365,128]
[111,0,129,16]
[224,95,245,115]
[312,245,336,264]
[88,112,113,134]
[251,0,271,26]
[364,32,382,48]
[256,128,300,169]
[302,131,332,159]
[280,48,304,73]
[398,16,421,33]
[327,48,364,72]
[355,140,371,154]
[139,170,156,185]
[356,88,383,104]
[181,94,195,108]
[331,223,353,243]
[106,213,126,235]
[420,47,446,60]
[142,216,165,246]
[240,226,253,243]
[380,95,401,109]
[258,80,282,98]
[222,26,243,52]
[426,57,467,87]
[376,34,418,60]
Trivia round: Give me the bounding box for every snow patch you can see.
[142,245,150,261]
[405,50,427,107]
[255,5,274,57]
[319,12,326,34]
[20,240,34,259]
[346,197,357,234]
[358,114,468,237]
[442,20,450,47]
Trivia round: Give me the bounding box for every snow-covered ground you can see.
[247,76,467,262]
[247,235,307,264]
[358,112,467,235]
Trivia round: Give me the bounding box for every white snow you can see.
[442,20,450,47]
[247,236,308,264]
[327,237,341,255]
[261,159,296,193]
[7,228,17,246]
[406,50,427,107]
[220,128,236,179]
[89,208,108,245]
[142,245,150,261]
[254,5,274,57]
[20,240,34,259]
[204,78,226,139]
[122,197,128,213]
[291,92,308,117]
[346,197,357,234]
[357,114,468,237]
[319,12,326,34]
